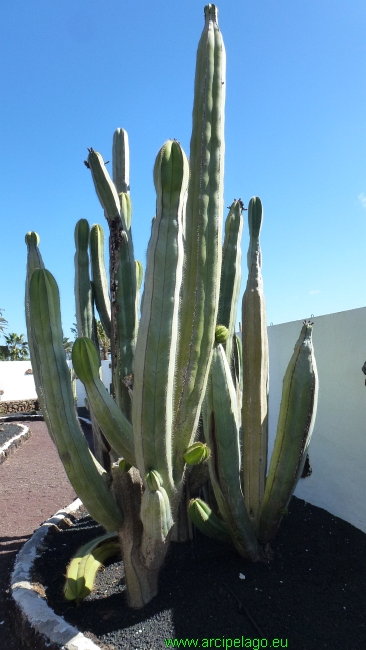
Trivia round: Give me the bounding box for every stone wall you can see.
[0,399,40,415]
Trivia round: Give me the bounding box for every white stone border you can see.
[0,423,30,464]
[10,498,100,650]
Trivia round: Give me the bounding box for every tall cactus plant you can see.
[25,4,318,610]
[25,4,225,608]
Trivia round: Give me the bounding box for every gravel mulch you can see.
[29,495,366,650]
[0,422,25,447]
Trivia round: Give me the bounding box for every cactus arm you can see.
[74,219,98,349]
[72,337,135,467]
[28,268,124,532]
[90,224,111,339]
[173,4,226,474]
[64,532,119,603]
[204,345,260,561]
[87,146,137,417]
[241,197,269,527]
[133,140,188,496]
[218,200,244,364]
[258,322,318,544]
[25,232,57,446]
[113,127,130,195]
[87,148,121,222]
[112,191,137,416]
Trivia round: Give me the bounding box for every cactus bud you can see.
[25,231,40,247]
[183,442,210,465]
[215,325,229,343]
[119,459,132,473]
[145,469,163,491]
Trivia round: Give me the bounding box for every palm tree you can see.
[0,308,8,335]
[3,333,29,360]
[63,337,74,360]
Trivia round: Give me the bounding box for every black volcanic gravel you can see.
[30,496,366,650]
[0,423,24,446]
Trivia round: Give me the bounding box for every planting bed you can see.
[0,422,30,464]
[9,495,366,650]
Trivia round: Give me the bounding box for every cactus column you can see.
[173,3,226,483]
[242,197,269,528]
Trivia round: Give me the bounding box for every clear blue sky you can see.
[1,0,365,345]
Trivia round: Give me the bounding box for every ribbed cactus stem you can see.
[133,140,188,497]
[112,191,137,416]
[204,345,260,561]
[218,200,244,364]
[258,321,318,544]
[113,128,130,195]
[242,197,269,528]
[173,3,226,476]
[25,232,55,445]
[87,147,137,418]
[90,224,111,339]
[74,219,96,344]
[28,268,124,532]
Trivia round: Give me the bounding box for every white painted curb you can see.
[10,498,100,650]
[0,423,30,464]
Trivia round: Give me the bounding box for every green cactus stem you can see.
[88,143,137,419]
[90,224,111,339]
[258,321,318,544]
[72,337,135,467]
[218,200,244,364]
[173,3,226,479]
[28,268,124,532]
[241,197,269,528]
[25,232,54,444]
[133,139,189,498]
[64,532,119,603]
[74,219,95,341]
[113,127,130,195]
[203,344,260,561]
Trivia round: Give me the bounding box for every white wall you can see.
[74,361,112,409]
[0,360,112,404]
[1,307,365,533]
[267,307,366,534]
[0,360,38,401]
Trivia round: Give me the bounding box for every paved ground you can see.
[0,420,77,649]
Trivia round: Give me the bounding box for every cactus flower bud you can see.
[215,325,229,343]
[183,442,210,465]
[145,469,163,491]
[25,231,40,247]
[118,459,132,473]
